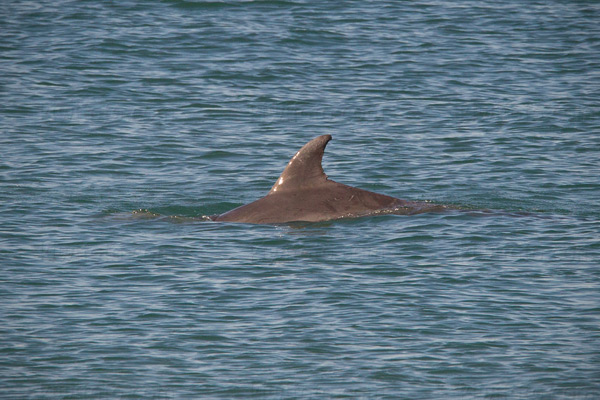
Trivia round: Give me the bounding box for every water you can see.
[1,1,599,398]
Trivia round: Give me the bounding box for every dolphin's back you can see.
[216,181,405,224]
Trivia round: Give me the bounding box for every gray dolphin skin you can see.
[214,135,450,224]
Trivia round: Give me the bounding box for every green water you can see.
[1,1,599,398]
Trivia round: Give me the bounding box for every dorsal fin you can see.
[269,134,332,194]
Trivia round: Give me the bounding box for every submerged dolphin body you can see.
[215,135,449,224]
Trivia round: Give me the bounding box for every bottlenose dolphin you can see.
[214,135,449,224]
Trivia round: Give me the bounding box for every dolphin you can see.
[214,135,450,224]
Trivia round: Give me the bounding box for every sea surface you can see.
[1,1,599,399]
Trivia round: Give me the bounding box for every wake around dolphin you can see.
[214,135,450,224]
